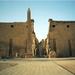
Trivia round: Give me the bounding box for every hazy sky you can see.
[0,0,75,41]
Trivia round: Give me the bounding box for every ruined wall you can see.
[0,20,34,57]
[47,19,75,57]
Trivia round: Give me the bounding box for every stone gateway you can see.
[0,8,75,58]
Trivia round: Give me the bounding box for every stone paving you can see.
[0,58,75,75]
[55,60,75,74]
[0,62,17,71]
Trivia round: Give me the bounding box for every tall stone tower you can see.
[27,8,31,21]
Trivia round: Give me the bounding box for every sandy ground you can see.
[0,58,75,75]
[0,62,18,71]
[55,60,75,74]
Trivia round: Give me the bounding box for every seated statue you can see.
[48,48,56,58]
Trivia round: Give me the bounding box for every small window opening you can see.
[67,25,69,28]
[11,25,14,28]
[52,25,55,28]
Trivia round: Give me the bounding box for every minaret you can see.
[27,8,31,21]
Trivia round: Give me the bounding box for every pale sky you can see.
[0,0,75,41]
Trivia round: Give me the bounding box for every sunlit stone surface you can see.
[0,58,75,75]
